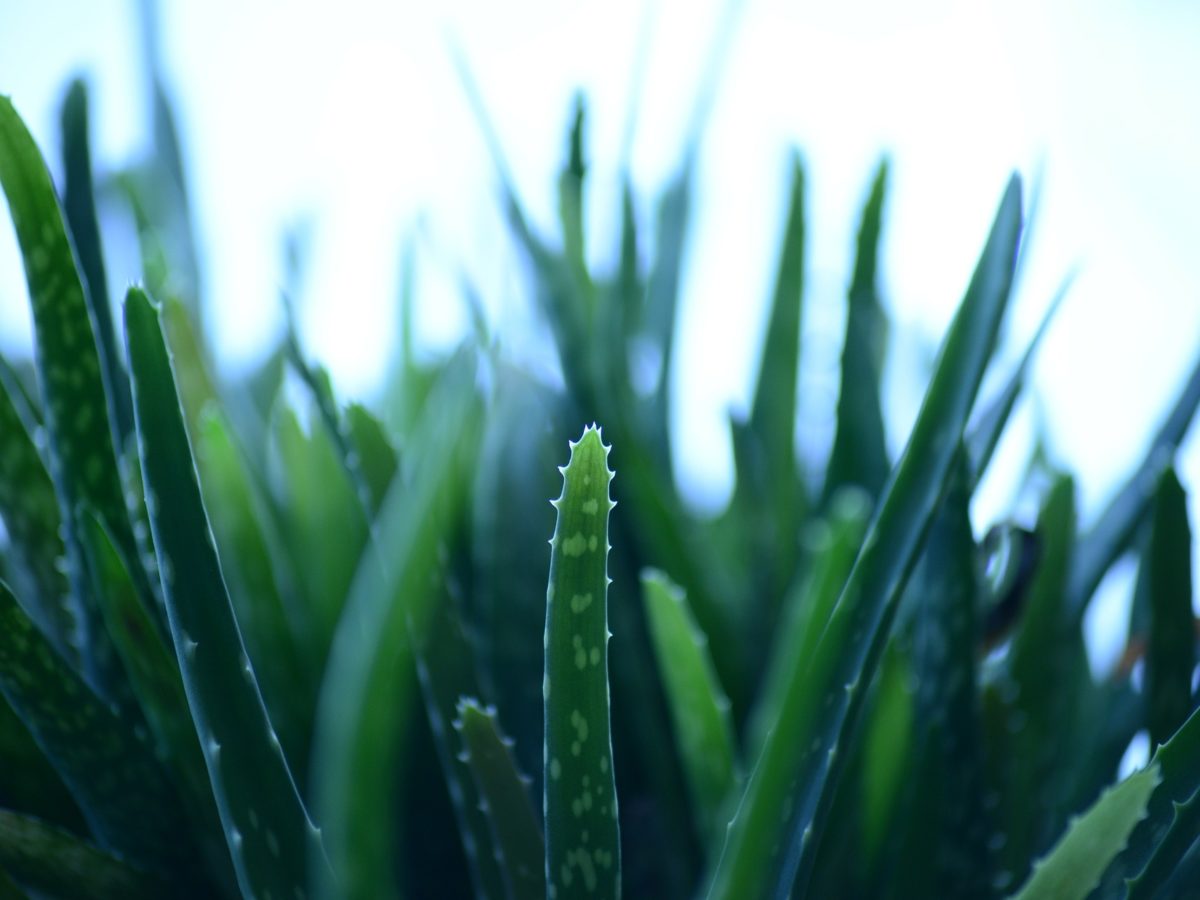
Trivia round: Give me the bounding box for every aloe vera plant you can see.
[2,27,1200,900]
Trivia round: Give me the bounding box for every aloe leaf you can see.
[544,425,620,900]
[642,163,692,468]
[640,569,738,850]
[744,487,871,762]
[0,355,39,432]
[1012,762,1160,900]
[888,453,990,895]
[124,287,326,899]
[0,368,74,663]
[0,696,82,832]
[268,401,367,667]
[824,159,889,505]
[986,475,1094,891]
[413,580,507,900]
[455,699,546,900]
[282,315,375,521]
[312,352,480,900]
[1067,346,1200,621]
[1140,466,1195,748]
[159,296,218,436]
[0,809,171,900]
[558,95,592,303]
[0,95,147,700]
[705,175,1022,900]
[59,77,132,447]
[739,152,807,611]
[965,273,1070,482]
[74,506,226,865]
[0,581,193,875]
[472,370,563,782]
[194,407,314,775]
[344,403,398,513]
[1094,703,1200,896]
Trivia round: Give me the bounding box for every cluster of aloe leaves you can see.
[3,42,1200,900]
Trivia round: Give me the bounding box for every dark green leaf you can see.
[825,159,890,504]
[705,175,1022,900]
[0,94,147,702]
[0,581,194,876]
[1140,466,1195,748]
[0,809,170,900]
[125,287,326,899]
[455,699,546,900]
[59,77,132,446]
[312,352,480,900]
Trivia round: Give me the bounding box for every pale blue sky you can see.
[2,0,1200,669]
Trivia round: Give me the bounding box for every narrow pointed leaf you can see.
[1013,763,1160,900]
[705,175,1022,900]
[544,425,620,900]
[0,582,193,875]
[312,352,480,900]
[413,583,507,900]
[125,287,326,899]
[194,407,313,774]
[455,699,546,900]
[965,274,1070,482]
[75,506,225,864]
[745,487,871,762]
[825,159,889,503]
[1068,347,1200,621]
[0,95,146,699]
[641,569,738,850]
[0,370,74,662]
[1141,466,1195,748]
[1097,704,1200,895]
[60,77,131,446]
[0,809,170,900]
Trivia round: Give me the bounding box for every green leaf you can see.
[268,401,367,669]
[194,406,314,777]
[544,425,620,900]
[0,581,194,876]
[455,699,546,900]
[888,453,990,896]
[558,94,592,303]
[0,695,83,832]
[987,475,1092,890]
[471,370,563,782]
[343,403,399,513]
[744,487,871,762]
[124,287,326,900]
[0,367,74,663]
[74,505,230,887]
[312,351,480,900]
[825,159,890,504]
[640,569,738,851]
[0,809,170,900]
[1067,345,1200,622]
[705,175,1022,900]
[59,77,132,447]
[1140,466,1195,748]
[1098,704,1200,896]
[1012,763,1160,900]
[737,152,807,615]
[965,273,1070,482]
[413,580,507,900]
[0,94,145,701]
